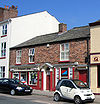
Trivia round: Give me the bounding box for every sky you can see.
[0,0,100,30]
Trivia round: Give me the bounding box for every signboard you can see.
[90,54,100,64]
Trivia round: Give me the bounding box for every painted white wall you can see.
[10,11,60,47]
[0,11,60,78]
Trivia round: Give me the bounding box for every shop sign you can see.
[90,54,100,64]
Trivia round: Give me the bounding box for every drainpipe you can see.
[87,37,90,87]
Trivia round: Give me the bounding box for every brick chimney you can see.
[0,5,18,22]
[59,23,67,33]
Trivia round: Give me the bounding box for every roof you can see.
[11,26,90,49]
[89,20,100,26]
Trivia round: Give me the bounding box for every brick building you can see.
[9,24,90,91]
[0,5,18,21]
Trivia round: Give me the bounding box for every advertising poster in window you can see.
[61,68,68,79]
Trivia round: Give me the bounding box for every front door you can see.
[46,75,50,90]
[79,70,87,84]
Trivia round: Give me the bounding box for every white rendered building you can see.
[0,11,60,78]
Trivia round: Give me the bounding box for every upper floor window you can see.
[60,43,69,61]
[1,42,6,57]
[2,24,7,36]
[29,48,35,63]
[16,50,22,64]
[0,66,5,78]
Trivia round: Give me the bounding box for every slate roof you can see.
[11,25,90,49]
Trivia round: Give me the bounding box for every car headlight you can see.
[16,87,23,90]
[30,87,32,89]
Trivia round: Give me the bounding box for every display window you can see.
[29,72,37,85]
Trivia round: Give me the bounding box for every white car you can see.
[54,79,95,104]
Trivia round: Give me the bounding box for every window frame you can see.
[60,43,69,61]
[29,48,35,63]
[0,66,5,78]
[2,24,7,36]
[16,50,22,64]
[1,42,6,57]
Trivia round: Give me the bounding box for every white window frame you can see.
[2,24,7,36]
[16,50,22,64]
[0,66,5,78]
[29,72,37,85]
[60,43,69,61]
[29,48,35,63]
[1,42,6,57]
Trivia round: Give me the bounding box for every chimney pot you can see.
[5,5,6,9]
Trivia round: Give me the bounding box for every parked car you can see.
[0,78,33,95]
[54,79,95,104]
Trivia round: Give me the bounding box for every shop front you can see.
[9,63,88,91]
[90,53,100,94]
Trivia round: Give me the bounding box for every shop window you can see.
[61,68,68,79]
[29,48,35,63]
[13,72,19,79]
[1,42,6,57]
[29,72,37,85]
[60,43,69,61]
[2,24,7,36]
[0,66,5,78]
[98,65,100,87]
[21,72,27,84]
[69,68,73,79]
[16,50,22,64]
[56,68,60,84]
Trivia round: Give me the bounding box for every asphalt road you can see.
[0,93,99,104]
[0,93,73,104]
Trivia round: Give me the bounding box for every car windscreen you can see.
[10,79,25,85]
[73,80,88,89]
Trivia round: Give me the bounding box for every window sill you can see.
[59,60,70,63]
[15,64,21,65]
[0,57,6,59]
[1,35,7,38]
[28,62,35,64]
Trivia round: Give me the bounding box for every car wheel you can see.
[54,93,60,102]
[10,89,15,95]
[74,96,82,104]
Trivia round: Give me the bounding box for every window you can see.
[1,42,6,57]
[2,24,7,35]
[61,68,68,79]
[98,65,100,87]
[29,48,35,63]
[29,72,37,85]
[16,50,21,64]
[0,66,5,78]
[60,43,69,61]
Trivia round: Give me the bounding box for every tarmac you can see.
[32,89,100,103]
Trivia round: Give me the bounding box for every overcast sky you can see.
[0,0,100,30]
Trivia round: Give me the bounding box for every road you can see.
[0,93,99,104]
[0,93,73,104]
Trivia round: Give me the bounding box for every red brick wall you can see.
[10,39,88,66]
[0,6,18,22]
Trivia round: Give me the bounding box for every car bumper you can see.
[81,94,95,102]
[15,89,33,94]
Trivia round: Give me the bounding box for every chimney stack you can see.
[0,5,18,22]
[59,23,67,33]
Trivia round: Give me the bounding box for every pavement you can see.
[33,89,54,97]
[32,90,100,103]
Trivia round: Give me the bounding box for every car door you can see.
[60,80,75,99]
[2,79,10,92]
[60,80,69,98]
[0,79,3,91]
[66,81,76,99]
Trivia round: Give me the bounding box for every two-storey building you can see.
[89,20,100,94]
[0,6,60,78]
[9,24,90,91]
